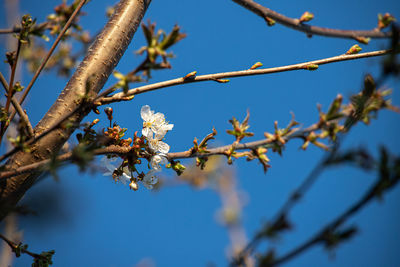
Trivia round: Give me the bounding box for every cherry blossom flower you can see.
[150,154,168,171]
[101,157,131,185]
[142,169,159,189]
[141,105,173,138]
[147,133,170,154]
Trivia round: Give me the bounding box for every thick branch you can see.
[232,0,391,39]
[98,49,393,104]
[0,0,151,221]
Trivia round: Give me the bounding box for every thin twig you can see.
[0,22,49,35]
[232,0,392,39]
[0,42,22,143]
[0,233,46,260]
[0,28,18,34]
[270,172,399,266]
[0,48,393,163]
[234,148,334,263]
[0,146,131,179]
[0,72,34,137]
[7,0,87,125]
[99,58,149,98]
[0,104,84,163]
[0,125,316,179]
[97,49,393,104]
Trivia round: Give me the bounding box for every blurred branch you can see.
[0,233,53,264]
[7,0,87,125]
[0,22,50,35]
[0,29,18,34]
[268,150,400,266]
[0,214,22,266]
[236,153,331,263]
[97,49,394,104]
[232,0,393,39]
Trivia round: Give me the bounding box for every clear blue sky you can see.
[1,0,400,266]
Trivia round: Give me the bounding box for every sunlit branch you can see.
[0,146,131,179]
[0,125,316,179]
[98,49,393,105]
[232,0,392,39]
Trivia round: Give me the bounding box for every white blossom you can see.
[101,157,131,185]
[150,154,168,171]
[102,156,118,177]
[141,105,173,138]
[147,133,170,154]
[120,167,132,185]
[142,169,159,189]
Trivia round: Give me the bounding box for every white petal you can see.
[155,124,173,137]
[142,183,153,189]
[156,141,170,154]
[120,173,131,185]
[140,105,152,121]
[148,137,157,152]
[154,130,166,140]
[142,127,152,138]
[163,123,174,131]
[142,170,158,189]
[153,112,165,125]
[101,157,117,173]
[150,154,168,171]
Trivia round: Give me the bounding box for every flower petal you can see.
[153,112,165,124]
[150,154,168,170]
[140,105,152,121]
[142,127,152,138]
[156,141,170,154]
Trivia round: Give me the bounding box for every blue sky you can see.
[1,0,400,266]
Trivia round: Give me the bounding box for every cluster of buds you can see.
[46,0,87,39]
[377,13,396,30]
[191,128,217,170]
[136,21,186,79]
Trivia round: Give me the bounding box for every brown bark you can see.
[0,0,151,221]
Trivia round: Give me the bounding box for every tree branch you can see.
[0,72,33,137]
[0,0,152,221]
[0,233,49,262]
[270,168,400,266]
[0,124,316,179]
[232,0,392,39]
[97,49,393,104]
[7,0,87,124]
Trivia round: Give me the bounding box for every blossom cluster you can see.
[103,105,173,190]
[140,105,173,189]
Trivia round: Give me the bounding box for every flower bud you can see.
[105,107,113,121]
[299,11,314,23]
[345,44,362,55]
[250,62,263,70]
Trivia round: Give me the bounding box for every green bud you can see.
[345,44,362,55]
[299,11,314,23]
